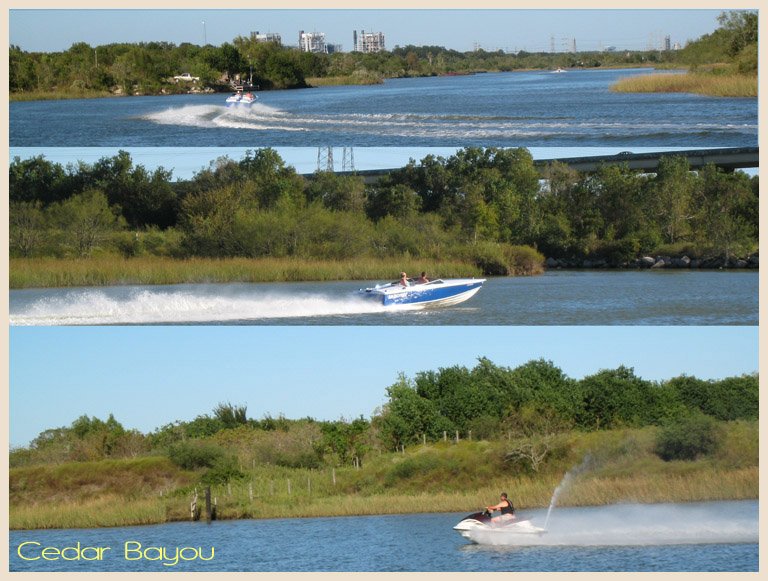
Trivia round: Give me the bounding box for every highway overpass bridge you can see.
[326,147,758,184]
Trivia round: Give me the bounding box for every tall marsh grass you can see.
[10,495,168,530]
[9,256,482,289]
[10,90,114,101]
[306,75,382,87]
[611,72,757,98]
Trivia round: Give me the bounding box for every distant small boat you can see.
[551,67,567,74]
[226,91,257,105]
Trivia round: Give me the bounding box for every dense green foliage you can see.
[9,40,312,95]
[10,360,758,476]
[675,11,758,74]
[653,412,720,461]
[9,11,756,99]
[9,148,758,269]
[377,359,758,447]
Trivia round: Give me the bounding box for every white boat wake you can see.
[460,502,758,547]
[138,104,750,142]
[9,288,407,325]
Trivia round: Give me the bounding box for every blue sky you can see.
[9,9,725,54]
[9,326,758,448]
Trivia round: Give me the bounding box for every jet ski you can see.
[226,91,257,105]
[453,510,546,541]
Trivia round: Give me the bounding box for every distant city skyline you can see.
[9,9,727,54]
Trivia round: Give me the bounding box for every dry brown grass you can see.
[611,72,757,98]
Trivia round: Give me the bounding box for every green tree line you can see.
[378,358,758,448]
[10,360,758,475]
[9,11,756,98]
[10,147,758,267]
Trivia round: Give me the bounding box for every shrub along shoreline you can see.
[10,147,758,281]
[10,422,758,530]
[10,358,757,530]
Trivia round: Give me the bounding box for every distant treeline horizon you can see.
[9,11,756,96]
[11,357,758,471]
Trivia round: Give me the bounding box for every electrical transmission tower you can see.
[317,146,334,171]
[317,147,355,172]
[341,147,355,172]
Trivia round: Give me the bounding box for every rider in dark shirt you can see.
[486,492,515,524]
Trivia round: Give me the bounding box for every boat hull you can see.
[453,512,546,542]
[357,279,485,307]
[226,94,257,105]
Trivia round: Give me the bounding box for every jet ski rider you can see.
[486,492,515,525]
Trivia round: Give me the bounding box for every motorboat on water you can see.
[226,91,257,105]
[453,511,546,541]
[356,278,485,307]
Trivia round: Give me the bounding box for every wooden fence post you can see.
[191,488,198,520]
[249,481,253,502]
[332,468,336,485]
[205,486,212,523]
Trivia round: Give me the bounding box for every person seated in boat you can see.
[416,271,429,284]
[486,492,515,525]
[397,272,409,287]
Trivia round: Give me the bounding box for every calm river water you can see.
[9,270,758,326]
[9,69,757,147]
[9,501,758,572]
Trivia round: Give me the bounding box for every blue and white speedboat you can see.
[357,278,485,307]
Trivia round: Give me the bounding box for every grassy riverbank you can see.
[10,424,758,530]
[9,257,484,289]
[9,89,115,101]
[611,72,757,97]
[306,75,383,87]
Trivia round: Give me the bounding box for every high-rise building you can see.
[299,30,328,53]
[250,31,282,45]
[353,30,386,53]
[664,35,671,51]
